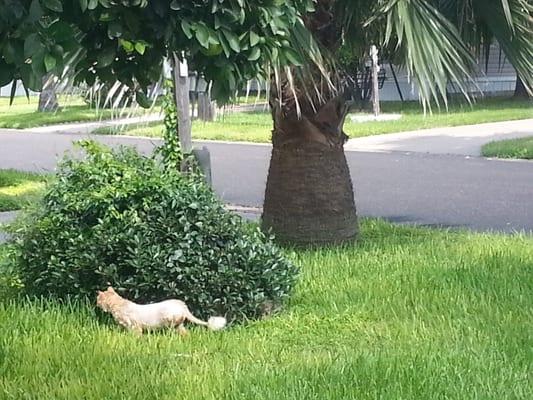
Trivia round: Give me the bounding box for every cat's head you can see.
[96,286,117,311]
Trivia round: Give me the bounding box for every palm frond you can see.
[377,0,479,110]
[432,0,532,94]
[335,0,479,110]
[472,0,533,94]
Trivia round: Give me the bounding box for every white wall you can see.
[0,80,38,97]
[379,42,517,101]
[2,44,518,101]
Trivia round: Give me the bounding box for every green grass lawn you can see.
[1,219,531,399]
[96,111,273,143]
[94,97,533,143]
[482,136,533,160]
[0,169,48,212]
[0,96,153,129]
[235,94,267,104]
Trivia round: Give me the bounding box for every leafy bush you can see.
[0,245,23,300]
[10,142,298,322]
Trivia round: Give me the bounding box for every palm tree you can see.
[514,76,530,98]
[434,0,532,97]
[262,0,532,245]
[3,0,529,246]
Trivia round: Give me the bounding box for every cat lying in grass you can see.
[96,287,226,335]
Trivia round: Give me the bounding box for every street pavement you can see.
[1,118,532,235]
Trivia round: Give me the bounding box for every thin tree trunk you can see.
[514,76,530,98]
[38,73,59,112]
[197,91,216,121]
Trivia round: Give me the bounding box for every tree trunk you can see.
[262,96,358,245]
[38,74,59,112]
[197,92,216,121]
[171,53,192,153]
[514,76,530,98]
[261,0,359,246]
[262,140,358,245]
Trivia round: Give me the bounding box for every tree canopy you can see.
[0,0,322,103]
[1,0,531,106]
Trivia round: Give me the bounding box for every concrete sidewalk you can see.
[20,103,269,136]
[344,118,533,156]
[25,113,163,135]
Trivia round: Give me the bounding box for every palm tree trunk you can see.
[261,0,358,245]
[262,140,358,245]
[513,76,530,98]
[262,96,358,245]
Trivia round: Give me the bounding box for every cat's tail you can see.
[185,309,227,331]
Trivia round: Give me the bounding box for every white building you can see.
[1,43,519,101]
[378,43,518,101]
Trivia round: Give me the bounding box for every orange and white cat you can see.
[96,286,226,335]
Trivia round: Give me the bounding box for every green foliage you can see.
[0,245,24,299]
[82,84,134,109]
[481,136,533,160]
[0,270,23,299]
[0,0,320,103]
[10,141,298,322]
[441,0,533,93]
[335,0,533,107]
[1,0,531,108]
[0,0,80,92]
[1,220,532,398]
[0,169,48,212]
[157,80,182,169]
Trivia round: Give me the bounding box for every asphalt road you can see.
[211,143,533,233]
[1,130,532,233]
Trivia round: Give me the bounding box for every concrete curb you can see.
[226,204,262,221]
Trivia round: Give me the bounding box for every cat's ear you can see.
[97,290,103,295]
[107,286,115,293]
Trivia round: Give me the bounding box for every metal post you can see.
[370,45,380,117]
[192,146,212,187]
[389,62,404,102]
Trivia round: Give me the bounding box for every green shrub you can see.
[10,142,298,322]
[0,268,23,300]
[0,246,24,300]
